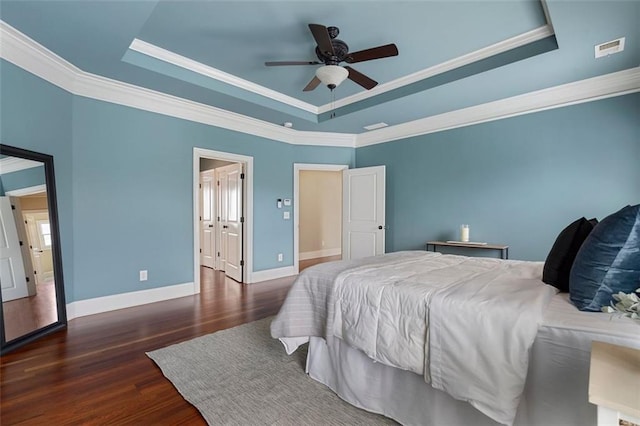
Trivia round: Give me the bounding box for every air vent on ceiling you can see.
[594,37,625,58]
[363,122,389,131]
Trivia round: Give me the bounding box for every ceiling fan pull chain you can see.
[331,90,336,119]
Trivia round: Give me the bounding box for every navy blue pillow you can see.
[569,204,640,311]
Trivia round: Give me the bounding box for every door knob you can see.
[378,225,384,230]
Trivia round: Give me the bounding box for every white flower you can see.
[601,288,640,320]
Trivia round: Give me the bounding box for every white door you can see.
[11,198,36,293]
[25,211,54,283]
[223,163,244,282]
[0,196,29,301]
[217,167,228,271]
[216,163,244,282]
[200,170,216,269]
[342,166,386,260]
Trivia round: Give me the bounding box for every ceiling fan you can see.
[265,24,399,92]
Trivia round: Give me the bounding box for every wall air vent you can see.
[363,122,389,131]
[594,37,625,58]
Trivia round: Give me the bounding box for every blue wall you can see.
[356,93,640,260]
[3,57,639,304]
[1,60,74,300]
[1,59,353,302]
[71,98,353,300]
[1,165,46,193]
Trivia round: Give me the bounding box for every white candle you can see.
[460,225,469,242]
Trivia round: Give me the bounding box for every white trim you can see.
[128,25,554,118]
[0,156,43,174]
[317,25,555,114]
[357,67,640,147]
[299,248,342,261]
[1,20,638,149]
[250,266,296,283]
[193,148,254,287]
[293,163,348,274]
[5,184,47,197]
[66,281,195,320]
[0,20,79,92]
[129,38,318,114]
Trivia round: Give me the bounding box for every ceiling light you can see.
[283,122,293,128]
[315,65,349,91]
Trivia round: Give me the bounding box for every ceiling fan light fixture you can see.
[315,65,348,90]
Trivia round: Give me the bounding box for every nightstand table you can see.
[426,241,509,259]
[589,341,640,426]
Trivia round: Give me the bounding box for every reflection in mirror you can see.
[0,145,66,354]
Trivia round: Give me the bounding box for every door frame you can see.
[293,163,348,274]
[193,148,253,290]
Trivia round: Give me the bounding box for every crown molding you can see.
[129,38,319,114]
[0,20,355,148]
[1,20,637,151]
[318,24,556,114]
[0,20,80,91]
[0,156,43,174]
[5,184,47,197]
[356,67,640,147]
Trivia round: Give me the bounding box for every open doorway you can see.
[1,190,57,341]
[193,148,254,292]
[293,163,348,274]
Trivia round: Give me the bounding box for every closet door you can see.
[216,168,228,271]
[200,170,215,269]
[342,166,385,260]
[215,163,244,282]
[223,163,243,282]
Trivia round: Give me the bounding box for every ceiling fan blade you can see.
[303,76,321,91]
[308,24,334,56]
[345,43,399,64]
[345,66,378,90]
[265,61,321,66]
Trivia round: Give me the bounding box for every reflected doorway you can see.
[2,194,57,341]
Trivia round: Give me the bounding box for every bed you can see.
[270,251,640,426]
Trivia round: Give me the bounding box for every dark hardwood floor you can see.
[1,268,298,425]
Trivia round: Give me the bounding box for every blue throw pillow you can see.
[569,204,640,311]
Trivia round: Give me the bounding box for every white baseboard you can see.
[299,248,342,261]
[66,282,196,320]
[250,266,296,283]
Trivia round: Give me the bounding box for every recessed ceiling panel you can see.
[136,1,548,104]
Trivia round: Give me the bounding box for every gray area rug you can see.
[147,317,396,425]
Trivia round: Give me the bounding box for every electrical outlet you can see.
[277,253,283,262]
[283,211,290,220]
[139,270,148,281]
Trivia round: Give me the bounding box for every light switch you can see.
[283,211,290,220]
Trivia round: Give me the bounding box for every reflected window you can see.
[39,221,51,247]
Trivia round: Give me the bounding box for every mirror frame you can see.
[0,144,67,355]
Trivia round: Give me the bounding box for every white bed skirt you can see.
[302,293,640,426]
[306,332,597,426]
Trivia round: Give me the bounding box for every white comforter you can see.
[271,251,557,425]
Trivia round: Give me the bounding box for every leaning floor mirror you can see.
[0,144,67,354]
